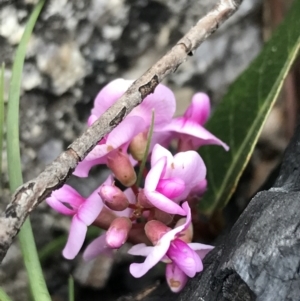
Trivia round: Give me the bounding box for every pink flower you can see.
[128,202,214,287]
[74,79,176,177]
[83,187,136,260]
[46,184,105,259]
[143,144,206,215]
[157,93,229,151]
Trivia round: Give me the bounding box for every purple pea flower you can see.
[83,187,136,260]
[46,183,106,259]
[74,78,176,177]
[157,92,229,151]
[143,144,206,215]
[128,202,213,292]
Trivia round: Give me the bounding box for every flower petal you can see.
[77,190,104,226]
[47,185,84,215]
[184,93,210,125]
[83,232,113,261]
[145,156,166,191]
[105,116,147,151]
[156,177,185,199]
[129,236,171,278]
[144,191,186,215]
[73,157,106,177]
[63,215,87,259]
[189,243,214,260]
[170,151,206,200]
[92,79,133,117]
[128,243,154,257]
[150,144,173,167]
[129,203,190,278]
[162,118,229,151]
[167,239,202,277]
[165,262,188,293]
[130,84,176,127]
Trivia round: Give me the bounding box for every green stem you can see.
[6,1,51,301]
[0,63,4,188]
[68,275,74,301]
[0,287,13,301]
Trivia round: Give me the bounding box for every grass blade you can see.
[0,63,4,185]
[6,1,51,301]
[68,275,75,301]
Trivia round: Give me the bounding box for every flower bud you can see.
[154,208,174,225]
[145,220,170,245]
[137,189,152,208]
[166,263,188,293]
[106,217,132,249]
[99,184,129,211]
[129,132,148,161]
[107,150,137,187]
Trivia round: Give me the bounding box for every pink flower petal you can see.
[156,178,185,199]
[92,79,133,118]
[165,262,188,293]
[87,114,98,126]
[150,144,173,167]
[145,156,166,191]
[77,192,104,226]
[129,203,190,278]
[47,185,85,215]
[167,239,202,277]
[103,116,146,153]
[84,117,146,164]
[144,191,186,215]
[73,157,106,178]
[63,215,87,259]
[191,179,207,196]
[170,151,206,200]
[162,118,229,151]
[184,93,210,125]
[189,243,214,260]
[130,84,176,127]
[128,243,154,257]
[83,233,113,261]
[129,235,172,278]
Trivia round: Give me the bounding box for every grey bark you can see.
[136,123,300,301]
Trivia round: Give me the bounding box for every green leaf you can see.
[6,1,51,301]
[200,0,300,214]
[0,63,5,184]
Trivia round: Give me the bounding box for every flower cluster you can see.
[46,79,228,292]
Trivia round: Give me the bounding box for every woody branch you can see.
[0,0,243,263]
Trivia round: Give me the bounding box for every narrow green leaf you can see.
[0,287,13,301]
[6,1,51,301]
[68,275,75,301]
[200,0,300,214]
[0,63,5,183]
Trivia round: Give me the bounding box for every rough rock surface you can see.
[0,0,262,300]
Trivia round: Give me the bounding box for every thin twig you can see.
[0,0,243,263]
